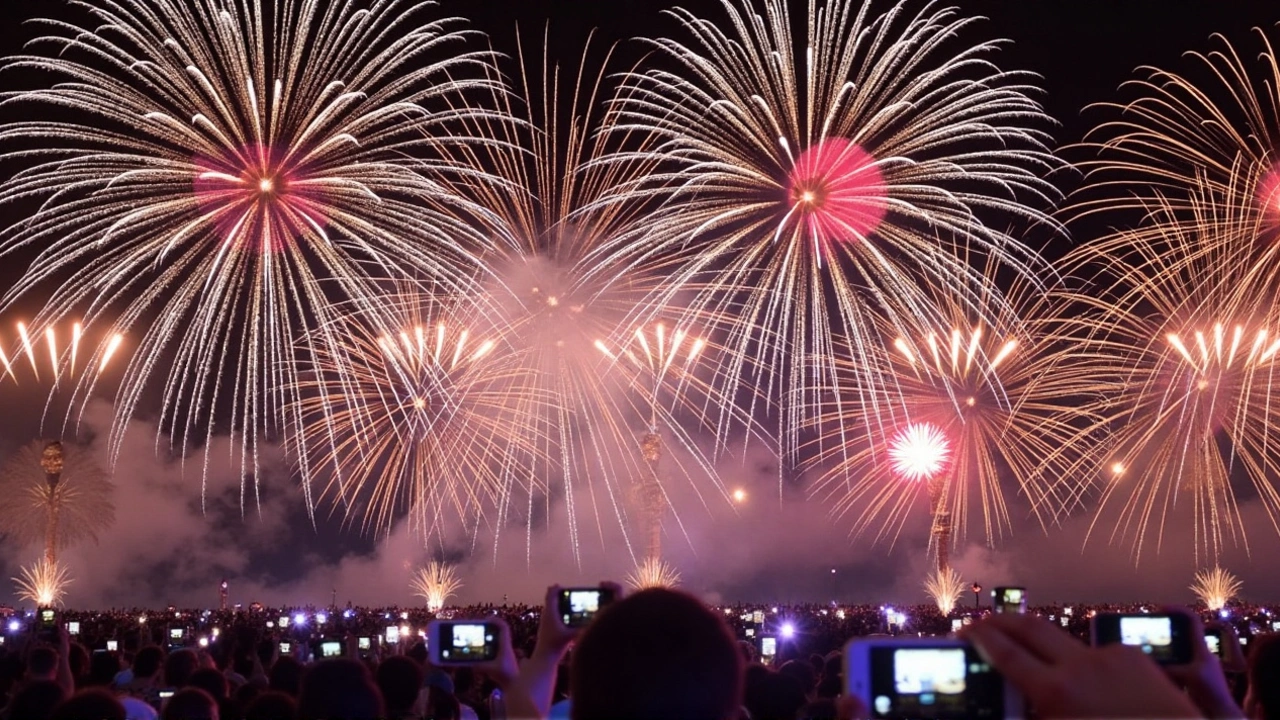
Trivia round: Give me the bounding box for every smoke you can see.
[1,400,1277,609]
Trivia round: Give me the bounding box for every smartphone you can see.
[385,625,400,645]
[992,587,1026,615]
[279,641,292,655]
[358,637,372,651]
[427,621,500,664]
[67,621,81,635]
[169,628,184,641]
[1204,629,1222,657]
[845,637,1021,719]
[320,640,342,658]
[38,609,58,643]
[745,628,756,638]
[760,636,778,662]
[106,640,118,652]
[558,587,615,628]
[1091,613,1194,665]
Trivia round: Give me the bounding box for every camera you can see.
[1090,612,1194,665]
[279,641,292,655]
[558,587,615,628]
[992,587,1026,615]
[320,640,342,658]
[67,621,81,635]
[358,637,372,651]
[106,640,118,652]
[427,621,500,664]
[845,637,1021,719]
[385,625,400,645]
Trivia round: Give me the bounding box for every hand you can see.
[532,583,623,660]
[962,613,1202,719]
[1160,609,1244,720]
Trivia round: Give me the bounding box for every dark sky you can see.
[1,0,1279,609]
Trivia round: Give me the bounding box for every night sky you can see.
[1,0,1279,609]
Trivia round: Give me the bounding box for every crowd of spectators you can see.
[0,592,1277,719]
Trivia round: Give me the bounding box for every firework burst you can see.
[441,32,743,563]
[1076,26,1280,302]
[411,561,464,612]
[1190,566,1243,611]
[0,0,502,504]
[923,566,965,615]
[810,263,1089,557]
[606,0,1061,461]
[1058,184,1280,564]
[626,556,682,590]
[13,558,72,607]
[0,440,115,562]
[293,291,542,542]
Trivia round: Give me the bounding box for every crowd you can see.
[0,590,1277,719]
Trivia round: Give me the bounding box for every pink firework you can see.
[889,422,951,483]
[787,138,887,246]
[193,143,327,253]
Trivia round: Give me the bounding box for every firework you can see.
[810,262,1090,563]
[13,558,72,607]
[1057,184,1280,564]
[411,562,464,612]
[442,32,743,563]
[0,440,115,565]
[923,566,965,615]
[626,556,682,590]
[1076,27,1280,301]
[606,0,1061,461]
[293,290,542,542]
[1190,566,1243,612]
[0,321,126,386]
[0,0,503,501]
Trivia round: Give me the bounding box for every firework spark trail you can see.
[411,561,463,612]
[430,30,751,564]
[808,259,1091,554]
[626,556,682,590]
[293,290,544,545]
[603,0,1062,469]
[0,0,506,512]
[923,566,965,614]
[1190,566,1242,611]
[0,440,116,556]
[1076,25,1280,301]
[1057,184,1280,565]
[13,559,72,607]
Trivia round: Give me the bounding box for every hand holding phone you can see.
[1090,612,1194,665]
[428,621,502,664]
[844,637,1019,718]
[963,613,1201,719]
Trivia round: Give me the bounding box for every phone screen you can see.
[39,609,56,629]
[438,623,498,662]
[761,637,777,657]
[1095,614,1193,665]
[67,621,80,635]
[994,587,1026,615]
[385,626,400,645]
[170,628,184,641]
[279,642,292,655]
[1205,633,1222,657]
[321,641,342,658]
[106,640,118,652]
[559,589,611,628]
[358,637,371,651]
[868,645,1004,719]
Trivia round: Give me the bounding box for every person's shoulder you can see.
[119,694,160,720]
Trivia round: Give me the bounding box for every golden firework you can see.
[411,562,464,612]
